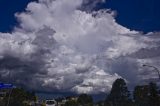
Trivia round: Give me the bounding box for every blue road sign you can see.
[0,83,14,89]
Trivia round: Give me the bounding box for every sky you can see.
[0,0,160,33]
[97,0,160,33]
[0,0,160,95]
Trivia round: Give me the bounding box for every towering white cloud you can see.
[0,0,160,94]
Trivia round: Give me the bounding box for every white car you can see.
[45,99,57,106]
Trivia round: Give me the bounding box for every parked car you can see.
[45,99,57,106]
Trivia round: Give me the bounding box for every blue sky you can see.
[0,0,160,33]
[0,0,37,32]
[96,0,160,33]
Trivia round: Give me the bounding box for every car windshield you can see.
[46,100,55,105]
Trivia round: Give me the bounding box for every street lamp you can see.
[142,64,160,80]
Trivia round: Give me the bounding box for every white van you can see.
[45,99,57,106]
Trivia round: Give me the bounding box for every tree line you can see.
[63,78,160,106]
[103,78,160,106]
[1,78,160,106]
[0,88,37,106]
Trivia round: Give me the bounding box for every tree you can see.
[133,85,149,106]
[65,100,78,106]
[106,78,130,106]
[133,82,160,106]
[77,94,93,106]
[148,82,160,106]
[3,88,37,106]
[96,101,105,106]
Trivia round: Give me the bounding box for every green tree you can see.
[65,100,78,106]
[77,94,93,106]
[133,82,160,106]
[3,88,37,106]
[96,101,105,106]
[105,78,131,106]
[133,85,149,106]
[148,82,160,106]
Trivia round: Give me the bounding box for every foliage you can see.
[3,88,37,106]
[77,94,93,106]
[65,100,78,106]
[148,82,160,106]
[96,101,105,106]
[133,82,160,106]
[105,78,130,106]
[104,78,160,106]
[41,102,46,106]
[133,85,150,106]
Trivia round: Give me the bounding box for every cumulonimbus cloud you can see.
[0,0,160,94]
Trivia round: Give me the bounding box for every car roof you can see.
[46,99,56,101]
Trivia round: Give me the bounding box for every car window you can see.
[46,100,55,105]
